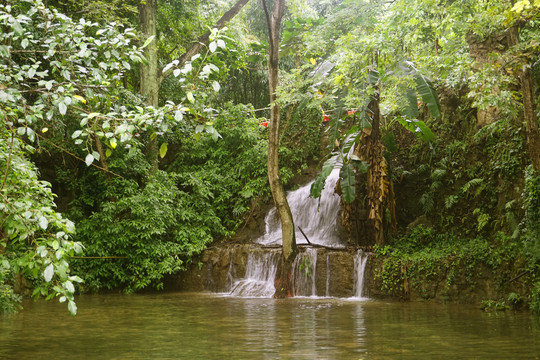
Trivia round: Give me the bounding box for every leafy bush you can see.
[531,282,540,314]
[72,170,222,292]
[1,133,83,315]
[523,166,540,265]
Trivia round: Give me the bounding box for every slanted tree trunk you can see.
[262,0,296,298]
[521,65,540,172]
[160,0,252,82]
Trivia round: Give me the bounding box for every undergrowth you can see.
[373,226,525,304]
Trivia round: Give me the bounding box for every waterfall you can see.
[352,250,369,298]
[292,248,318,297]
[222,168,371,299]
[228,249,281,297]
[256,168,344,248]
[325,254,330,297]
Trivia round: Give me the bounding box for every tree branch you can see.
[160,0,251,82]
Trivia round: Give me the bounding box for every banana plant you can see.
[310,63,441,204]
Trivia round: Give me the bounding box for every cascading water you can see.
[225,168,370,299]
[352,250,369,298]
[291,248,317,297]
[325,254,331,297]
[256,168,344,248]
[228,249,281,298]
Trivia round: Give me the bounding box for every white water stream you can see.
[353,250,369,299]
[256,168,343,248]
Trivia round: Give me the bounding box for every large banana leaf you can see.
[310,153,339,198]
[414,73,441,118]
[340,163,356,203]
[397,117,435,142]
[404,87,419,119]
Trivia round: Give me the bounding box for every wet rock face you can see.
[170,244,273,293]
[169,243,532,306]
[314,250,356,297]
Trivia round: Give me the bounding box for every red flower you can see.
[260,121,268,127]
[347,110,356,116]
[322,114,330,122]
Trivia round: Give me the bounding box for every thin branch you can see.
[160,0,251,81]
[298,226,312,245]
[35,132,123,179]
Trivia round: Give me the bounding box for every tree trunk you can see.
[521,65,540,172]
[139,0,159,107]
[367,91,385,245]
[160,0,251,82]
[262,0,296,294]
[138,0,159,169]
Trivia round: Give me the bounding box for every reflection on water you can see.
[1,293,539,359]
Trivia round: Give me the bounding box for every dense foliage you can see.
[1,0,539,314]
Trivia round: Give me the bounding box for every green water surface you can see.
[1,292,539,359]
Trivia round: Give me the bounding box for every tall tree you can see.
[521,65,540,172]
[139,0,159,107]
[138,0,252,168]
[262,0,296,297]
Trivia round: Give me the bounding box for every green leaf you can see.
[415,121,435,142]
[404,87,419,119]
[397,117,435,143]
[415,74,441,118]
[38,216,48,230]
[340,163,356,203]
[141,35,155,49]
[85,154,94,166]
[367,69,379,85]
[310,154,339,198]
[159,143,168,158]
[58,102,67,115]
[68,300,77,316]
[0,45,10,58]
[11,20,24,36]
[174,110,183,122]
[2,259,10,269]
[187,92,195,103]
[44,264,54,282]
[65,280,75,293]
[381,131,397,153]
